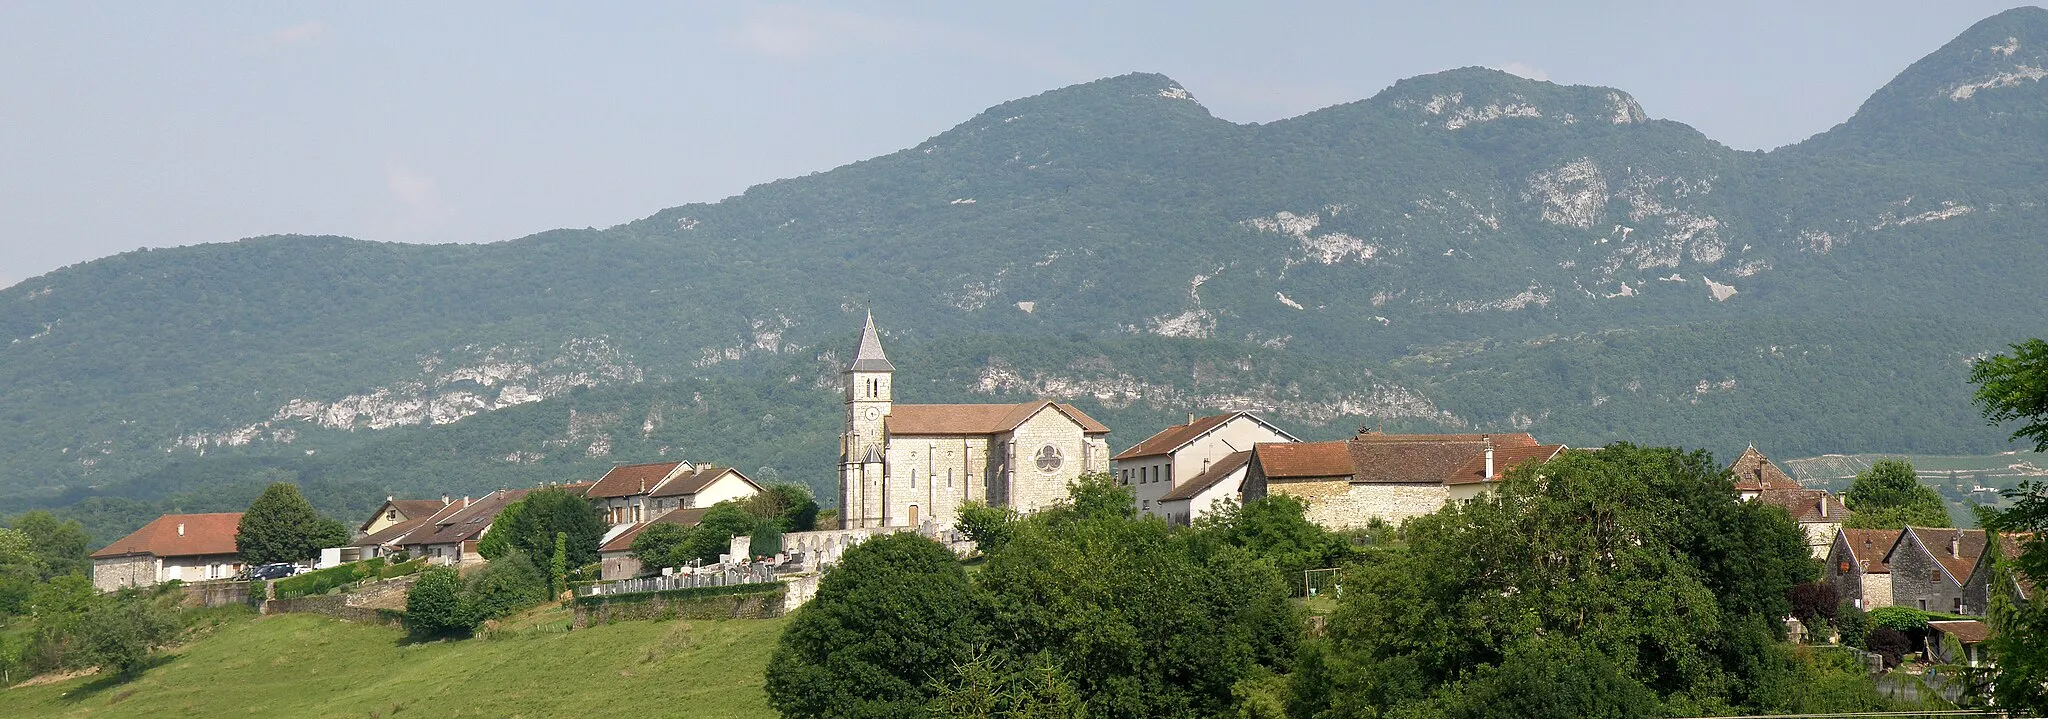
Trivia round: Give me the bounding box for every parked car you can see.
[245,563,298,581]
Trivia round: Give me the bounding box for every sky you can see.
[0,1,2034,289]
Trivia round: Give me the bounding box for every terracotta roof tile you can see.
[1254,441,1357,478]
[91,513,243,559]
[1161,450,1252,502]
[586,462,687,499]
[1839,528,1899,573]
[1346,440,1492,484]
[887,401,1108,436]
[405,489,531,547]
[1729,446,1797,492]
[1757,488,1851,523]
[1902,527,1989,585]
[1929,619,1993,644]
[650,467,760,498]
[1114,413,1237,461]
[353,516,430,548]
[1444,445,1566,486]
[599,508,710,553]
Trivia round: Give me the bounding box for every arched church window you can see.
[1035,445,1063,473]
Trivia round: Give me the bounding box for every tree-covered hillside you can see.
[4,8,2047,541]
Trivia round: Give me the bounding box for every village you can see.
[77,313,2034,675]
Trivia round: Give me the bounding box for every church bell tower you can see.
[841,311,893,528]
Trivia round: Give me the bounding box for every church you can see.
[839,313,1112,530]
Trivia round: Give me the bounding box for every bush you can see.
[1836,603,1870,648]
[466,552,548,623]
[274,562,369,599]
[77,593,178,676]
[1869,606,1931,632]
[376,558,426,580]
[403,567,471,638]
[955,501,1016,553]
[1868,628,1911,666]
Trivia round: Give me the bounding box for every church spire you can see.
[848,310,895,372]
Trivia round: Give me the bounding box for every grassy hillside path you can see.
[0,611,785,718]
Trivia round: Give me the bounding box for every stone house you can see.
[1884,527,1989,615]
[1756,488,1850,559]
[586,461,761,527]
[1728,445,1799,500]
[1240,432,1559,530]
[1962,532,2035,615]
[1826,528,1898,610]
[90,513,245,591]
[400,489,532,565]
[1114,411,1297,519]
[1156,450,1252,526]
[596,507,710,580]
[838,314,1111,530]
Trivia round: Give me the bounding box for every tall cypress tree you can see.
[236,482,348,565]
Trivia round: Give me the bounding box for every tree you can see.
[954,501,1017,554]
[77,592,177,677]
[630,522,699,572]
[1867,628,1910,667]
[973,480,1298,718]
[1787,582,1839,636]
[464,551,548,623]
[1835,603,1871,648]
[1973,339,2048,714]
[5,511,91,580]
[765,533,982,719]
[1971,338,2048,452]
[482,488,606,567]
[1841,459,1950,529]
[746,482,821,533]
[549,531,568,598]
[1196,494,1352,583]
[235,483,349,564]
[749,517,783,558]
[0,529,44,615]
[403,566,471,638]
[1303,444,1816,717]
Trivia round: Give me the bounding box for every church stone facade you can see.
[839,314,1111,530]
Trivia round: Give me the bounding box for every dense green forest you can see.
[4,9,2048,546]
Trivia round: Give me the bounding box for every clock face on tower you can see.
[865,407,880,421]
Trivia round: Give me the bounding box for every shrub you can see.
[1868,628,1911,666]
[464,552,549,624]
[1869,606,1931,632]
[77,593,177,676]
[403,567,471,638]
[274,562,370,599]
[1787,582,1839,634]
[1836,603,1870,648]
[955,501,1016,554]
[377,558,427,580]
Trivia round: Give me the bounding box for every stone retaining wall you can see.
[571,585,787,628]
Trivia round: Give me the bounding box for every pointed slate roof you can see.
[1729,445,1796,492]
[848,311,895,372]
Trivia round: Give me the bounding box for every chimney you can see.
[1187,412,1195,426]
[1484,447,1496,480]
[1951,533,1961,558]
[1819,496,1828,519]
[440,494,450,505]
[177,523,185,536]
[386,495,394,502]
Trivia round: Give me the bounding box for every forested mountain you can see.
[5,8,2047,541]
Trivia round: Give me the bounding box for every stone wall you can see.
[260,574,418,624]
[1004,406,1095,515]
[1268,479,1448,530]
[1888,533,1965,614]
[92,555,156,592]
[179,579,253,608]
[571,585,786,628]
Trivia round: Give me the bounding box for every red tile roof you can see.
[586,462,687,499]
[1443,445,1567,486]
[1254,441,1357,479]
[1929,619,1993,644]
[1895,527,1989,585]
[1161,450,1252,502]
[91,513,244,559]
[599,508,710,553]
[1729,446,1797,492]
[1757,488,1851,523]
[887,401,1109,435]
[1114,413,1237,461]
[649,466,759,498]
[1839,528,1899,574]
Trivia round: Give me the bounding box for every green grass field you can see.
[0,608,786,718]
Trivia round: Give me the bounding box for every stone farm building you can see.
[597,507,711,580]
[1728,446,1849,558]
[839,313,1111,529]
[1241,432,1564,530]
[90,512,244,591]
[1886,527,1990,615]
[1826,528,1898,610]
[1114,411,1297,522]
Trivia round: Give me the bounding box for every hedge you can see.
[274,558,428,599]
[1867,606,1971,632]
[570,581,783,608]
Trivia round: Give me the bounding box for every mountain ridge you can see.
[4,11,2046,530]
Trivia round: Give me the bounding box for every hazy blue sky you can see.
[0,2,2033,289]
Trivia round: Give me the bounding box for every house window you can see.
[910,469,917,489]
[386,511,398,521]
[1933,570,1943,584]
[1035,445,1063,473]
[1954,598,1964,613]
[1142,500,1150,511]
[1919,599,1928,610]
[1838,561,1850,573]
[683,495,695,509]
